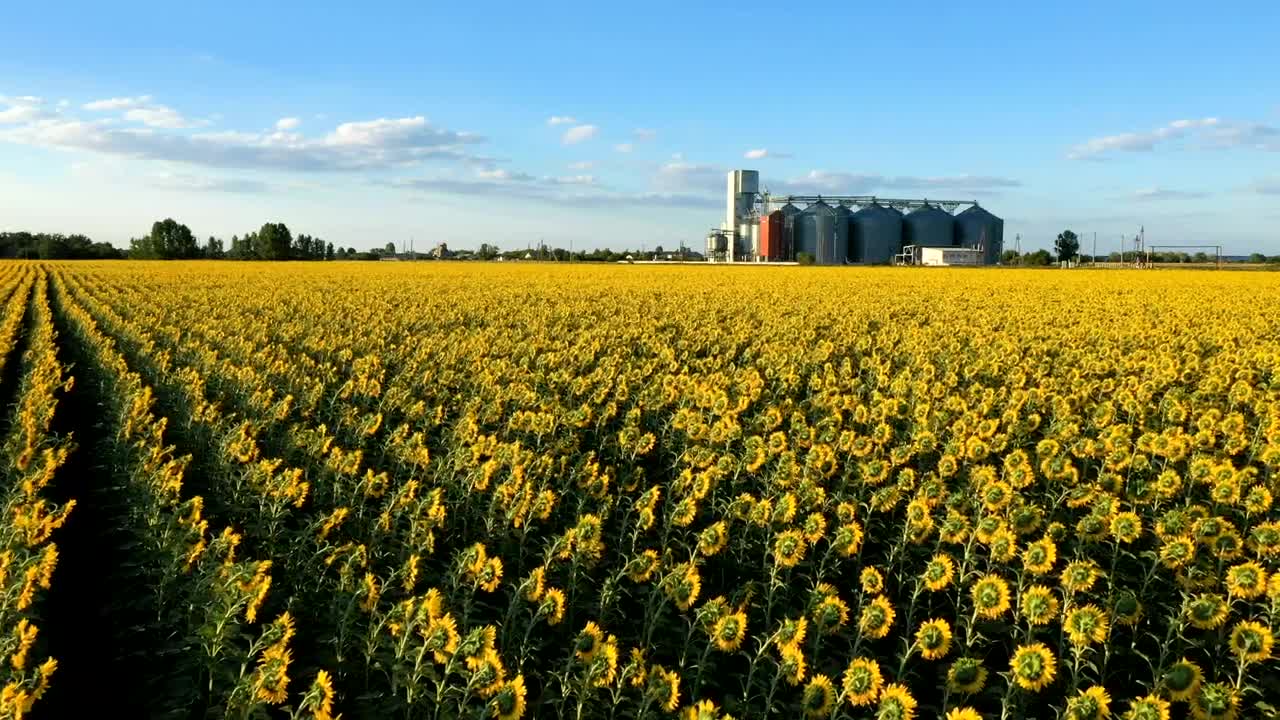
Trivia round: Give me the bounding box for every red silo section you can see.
[760,211,784,261]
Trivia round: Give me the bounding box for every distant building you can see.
[432,242,451,259]
[897,245,983,266]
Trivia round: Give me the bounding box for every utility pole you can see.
[1092,232,1097,267]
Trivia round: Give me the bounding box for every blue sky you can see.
[2,1,1278,253]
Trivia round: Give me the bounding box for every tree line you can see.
[0,232,125,259]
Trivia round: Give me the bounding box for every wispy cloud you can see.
[390,171,713,209]
[547,115,577,126]
[82,94,205,128]
[83,95,151,111]
[1067,117,1280,159]
[568,160,594,170]
[745,148,792,160]
[614,143,634,153]
[276,117,301,131]
[656,161,725,193]
[634,128,657,141]
[148,171,275,194]
[771,170,1020,195]
[0,95,491,173]
[561,124,598,144]
[1127,187,1211,201]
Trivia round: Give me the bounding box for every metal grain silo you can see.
[780,203,801,260]
[903,205,956,248]
[955,205,1004,265]
[851,203,904,264]
[833,205,854,263]
[796,201,842,264]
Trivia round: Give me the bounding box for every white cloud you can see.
[656,161,725,193]
[547,175,596,185]
[83,95,152,111]
[0,98,490,173]
[276,117,301,131]
[745,148,793,160]
[547,115,577,126]
[561,124,598,145]
[391,175,715,209]
[1067,117,1280,159]
[568,160,593,170]
[772,170,1021,195]
[1129,187,1211,201]
[614,143,634,153]
[477,168,535,182]
[125,105,198,129]
[0,105,47,124]
[0,95,44,106]
[634,128,657,141]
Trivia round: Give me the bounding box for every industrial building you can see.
[706,170,1004,265]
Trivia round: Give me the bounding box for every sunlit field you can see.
[2,260,1279,719]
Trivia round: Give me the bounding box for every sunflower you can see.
[1110,511,1143,543]
[841,657,883,707]
[945,709,982,720]
[1224,561,1267,599]
[680,699,720,720]
[989,528,1018,564]
[812,596,849,635]
[646,666,681,713]
[1244,485,1273,515]
[922,553,956,592]
[982,480,1014,512]
[490,674,528,720]
[915,618,953,660]
[1162,657,1203,701]
[1112,591,1143,626]
[1160,536,1197,569]
[1064,605,1110,647]
[1227,620,1274,663]
[802,512,828,544]
[697,522,728,557]
[801,674,835,719]
[946,657,987,695]
[860,567,885,595]
[877,683,917,720]
[774,615,808,649]
[1061,560,1102,594]
[1188,682,1237,720]
[626,550,661,583]
[712,611,748,653]
[466,649,506,698]
[477,557,503,593]
[975,515,1005,544]
[576,621,605,663]
[1019,585,1059,626]
[1009,642,1056,692]
[773,530,807,569]
[1122,694,1171,720]
[1022,537,1058,575]
[859,595,896,640]
[971,575,1012,620]
[540,587,566,625]
[1184,594,1229,630]
[824,519,862,558]
[1064,686,1112,720]
[779,643,807,685]
[424,613,461,664]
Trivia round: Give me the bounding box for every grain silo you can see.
[779,203,801,260]
[954,205,1004,265]
[903,205,956,248]
[850,203,904,264]
[796,202,848,264]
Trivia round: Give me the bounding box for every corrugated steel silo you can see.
[851,203,904,263]
[796,201,844,264]
[903,205,956,248]
[780,203,801,260]
[954,205,1004,265]
[833,205,854,263]
[760,211,784,260]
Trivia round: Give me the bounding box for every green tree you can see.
[257,223,293,260]
[325,241,335,261]
[1000,249,1020,264]
[385,242,396,256]
[1054,230,1080,263]
[149,218,198,259]
[204,236,225,259]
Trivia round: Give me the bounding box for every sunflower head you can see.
[1184,594,1229,630]
[812,596,849,634]
[801,674,835,719]
[922,554,956,592]
[860,566,885,595]
[1228,620,1274,663]
[915,618,952,660]
[1188,682,1237,720]
[945,709,982,720]
[1122,694,1171,720]
[946,657,987,695]
[971,574,1012,620]
[877,683,917,720]
[1064,605,1110,647]
[1162,657,1203,701]
[1009,642,1056,692]
[1019,585,1059,626]
[859,595,896,639]
[1225,561,1267,599]
[841,657,883,707]
[1064,686,1111,720]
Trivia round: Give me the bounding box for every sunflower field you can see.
[1,260,1279,720]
